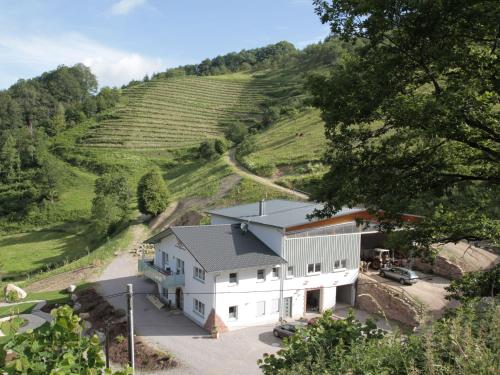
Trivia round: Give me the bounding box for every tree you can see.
[225,122,248,144]
[198,140,218,160]
[92,172,131,235]
[0,133,20,182]
[2,305,131,374]
[309,0,500,249]
[36,157,64,204]
[46,103,66,136]
[259,303,499,375]
[214,138,228,155]
[446,263,499,302]
[137,169,170,216]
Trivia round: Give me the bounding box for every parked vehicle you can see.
[379,267,418,285]
[273,323,304,338]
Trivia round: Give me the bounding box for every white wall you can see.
[248,223,284,256]
[156,234,215,327]
[215,266,282,330]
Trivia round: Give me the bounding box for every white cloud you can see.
[0,32,169,88]
[111,0,147,15]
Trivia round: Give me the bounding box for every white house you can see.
[139,200,414,332]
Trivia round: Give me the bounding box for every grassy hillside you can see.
[84,73,277,149]
[241,108,326,170]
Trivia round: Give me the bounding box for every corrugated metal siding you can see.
[284,233,361,277]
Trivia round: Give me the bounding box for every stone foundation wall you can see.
[356,275,423,327]
[414,256,463,280]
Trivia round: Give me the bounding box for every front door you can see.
[284,297,292,318]
[175,288,184,310]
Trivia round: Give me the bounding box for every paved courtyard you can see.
[98,253,282,374]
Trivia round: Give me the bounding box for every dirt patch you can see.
[26,266,97,293]
[75,287,177,371]
[171,210,204,226]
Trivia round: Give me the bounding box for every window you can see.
[272,267,279,279]
[308,263,321,274]
[194,266,205,282]
[228,306,238,320]
[229,272,238,284]
[161,287,168,298]
[256,301,266,316]
[334,260,340,269]
[287,266,294,278]
[193,298,205,317]
[257,269,265,281]
[271,298,280,313]
[341,259,347,269]
[176,258,185,275]
[161,252,168,269]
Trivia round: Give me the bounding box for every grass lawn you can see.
[0,222,94,278]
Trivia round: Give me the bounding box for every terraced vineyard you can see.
[84,74,278,149]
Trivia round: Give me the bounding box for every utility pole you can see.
[126,283,135,373]
[105,322,110,369]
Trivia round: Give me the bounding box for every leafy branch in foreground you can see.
[2,305,131,374]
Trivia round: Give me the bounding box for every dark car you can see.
[379,266,419,285]
[273,323,303,338]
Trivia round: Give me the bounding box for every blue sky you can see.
[0,0,329,89]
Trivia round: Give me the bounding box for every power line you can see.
[96,274,437,298]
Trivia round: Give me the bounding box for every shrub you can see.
[225,122,248,144]
[137,169,170,216]
[236,137,257,157]
[214,138,228,155]
[198,140,218,160]
[2,305,131,374]
[5,290,20,303]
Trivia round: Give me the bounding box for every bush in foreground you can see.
[2,305,131,374]
[259,302,499,375]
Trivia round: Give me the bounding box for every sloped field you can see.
[84,74,277,149]
[242,108,326,168]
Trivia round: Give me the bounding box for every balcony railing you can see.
[138,258,185,289]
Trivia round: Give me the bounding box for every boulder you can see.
[4,284,27,301]
[67,284,76,293]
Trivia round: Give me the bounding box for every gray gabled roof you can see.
[145,224,286,272]
[207,199,366,228]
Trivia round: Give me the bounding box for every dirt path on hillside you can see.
[224,149,309,200]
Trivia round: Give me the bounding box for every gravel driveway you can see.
[366,270,458,318]
[97,252,281,375]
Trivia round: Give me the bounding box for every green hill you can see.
[84,73,278,149]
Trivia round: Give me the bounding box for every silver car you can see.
[379,267,418,285]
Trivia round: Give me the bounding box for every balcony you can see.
[138,258,185,289]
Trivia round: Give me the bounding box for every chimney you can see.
[259,199,265,216]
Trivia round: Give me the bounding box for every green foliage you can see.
[137,169,170,216]
[0,133,20,182]
[0,316,26,336]
[5,291,20,303]
[214,138,228,154]
[446,264,499,302]
[259,310,385,374]
[260,302,500,375]
[2,305,131,374]
[310,0,500,248]
[91,172,131,235]
[197,140,219,160]
[225,122,248,144]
